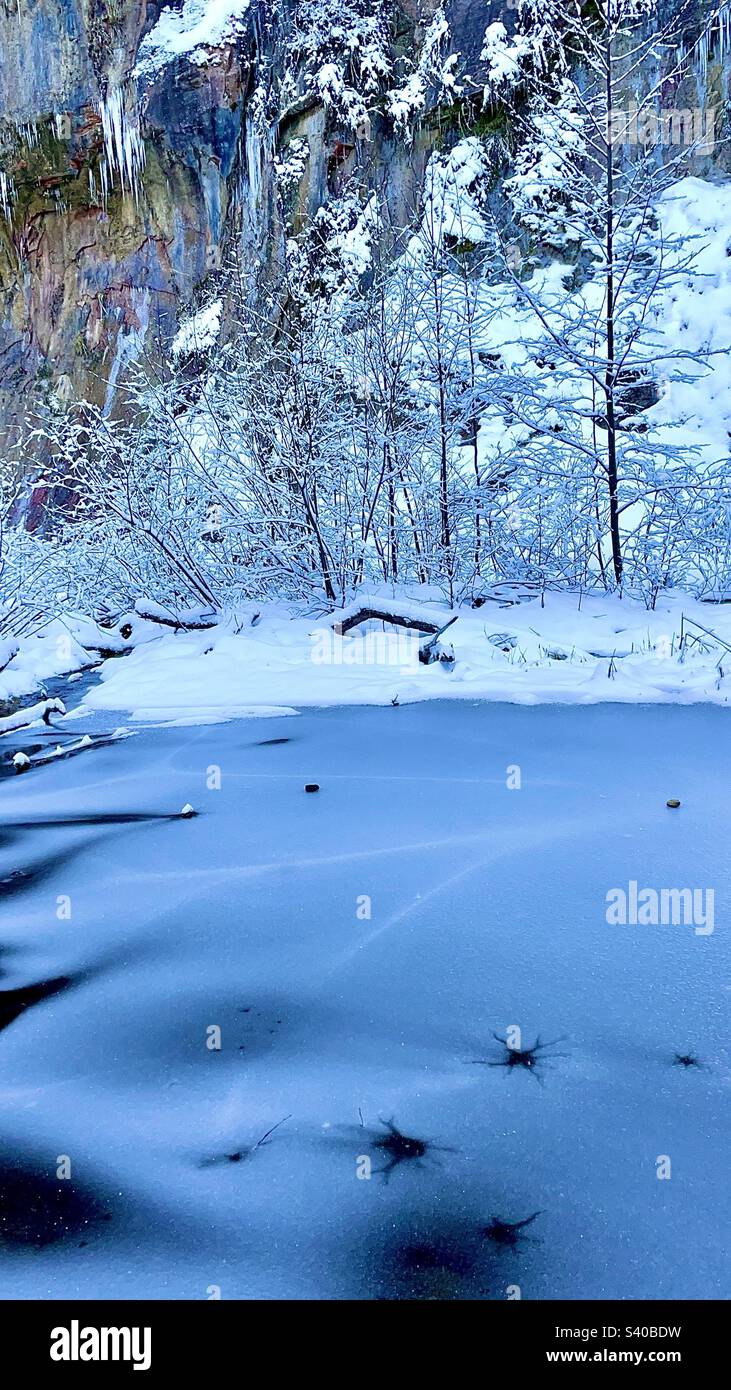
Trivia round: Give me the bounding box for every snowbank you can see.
[73,588,731,724]
[0,617,102,706]
[0,697,65,735]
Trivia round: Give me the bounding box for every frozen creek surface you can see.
[0,698,728,1301]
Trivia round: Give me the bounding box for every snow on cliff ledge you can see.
[135,1,252,78]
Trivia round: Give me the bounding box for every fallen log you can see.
[132,600,219,632]
[332,600,452,638]
[0,697,65,737]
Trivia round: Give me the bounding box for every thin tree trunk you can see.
[604,17,623,585]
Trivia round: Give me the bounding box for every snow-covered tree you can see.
[492,0,728,587]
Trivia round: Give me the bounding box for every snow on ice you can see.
[0,697,727,1298]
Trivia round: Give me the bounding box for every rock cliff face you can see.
[0,0,493,462]
[0,1,727,469]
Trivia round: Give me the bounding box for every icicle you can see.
[103,286,150,416]
[98,88,145,199]
[99,157,109,207]
[0,171,14,221]
[244,81,269,213]
[689,2,731,83]
[246,120,262,208]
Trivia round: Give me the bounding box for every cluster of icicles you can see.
[0,87,145,221]
[679,1,731,82]
[0,120,37,220]
[97,87,146,200]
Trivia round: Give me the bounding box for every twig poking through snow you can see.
[199,1115,292,1167]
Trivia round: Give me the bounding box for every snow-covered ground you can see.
[74,588,731,723]
[4,587,731,726]
[0,693,728,1299]
[0,618,98,708]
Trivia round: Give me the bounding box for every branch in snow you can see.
[0,698,65,736]
[172,302,223,358]
[387,7,462,143]
[133,600,219,630]
[331,598,454,636]
[0,638,19,673]
[274,138,310,196]
[480,5,566,107]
